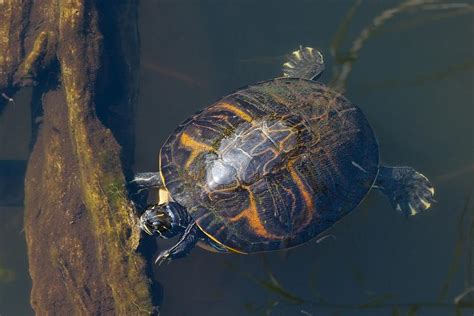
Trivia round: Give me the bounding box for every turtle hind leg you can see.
[374,165,435,217]
[128,172,163,210]
[282,46,325,80]
[130,172,162,190]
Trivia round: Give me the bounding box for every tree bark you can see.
[0,0,154,314]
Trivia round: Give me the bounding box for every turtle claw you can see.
[315,234,336,244]
[154,250,171,266]
[394,169,435,216]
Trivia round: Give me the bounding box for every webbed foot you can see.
[282,46,325,80]
[375,165,435,216]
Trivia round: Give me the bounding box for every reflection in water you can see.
[142,62,208,88]
[328,0,474,92]
[0,266,15,283]
[0,83,33,314]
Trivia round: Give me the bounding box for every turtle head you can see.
[139,202,187,239]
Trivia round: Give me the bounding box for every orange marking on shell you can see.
[287,159,315,228]
[216,102,253,122]
[229,188,278,239]
[179,132,213,168]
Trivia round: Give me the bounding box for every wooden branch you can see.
[0,0,154,314]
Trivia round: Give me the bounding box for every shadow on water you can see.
[0,160,32,315]
[0,86,34,315]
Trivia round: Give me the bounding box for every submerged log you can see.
[0,0,154,314]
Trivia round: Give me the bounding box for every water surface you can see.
[1,1,473,315]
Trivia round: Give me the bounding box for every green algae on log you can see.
[0,0,154,314]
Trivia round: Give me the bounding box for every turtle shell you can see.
[160,78,379,253]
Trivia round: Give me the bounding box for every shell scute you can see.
[160,78,379,253]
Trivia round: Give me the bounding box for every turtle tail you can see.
[373,165,435,217]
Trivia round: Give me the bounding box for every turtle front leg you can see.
[155,222,202,265]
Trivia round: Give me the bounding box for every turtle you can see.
[131,46,435,264]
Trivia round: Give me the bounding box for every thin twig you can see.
[454,287,474,305]
[329,0,473,92]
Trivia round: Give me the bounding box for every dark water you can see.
[1,1,473,315]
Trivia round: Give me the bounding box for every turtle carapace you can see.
[131,46,435,264]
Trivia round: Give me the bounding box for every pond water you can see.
[1,1,473,315]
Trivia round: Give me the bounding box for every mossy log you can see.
[0,0,154,314]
